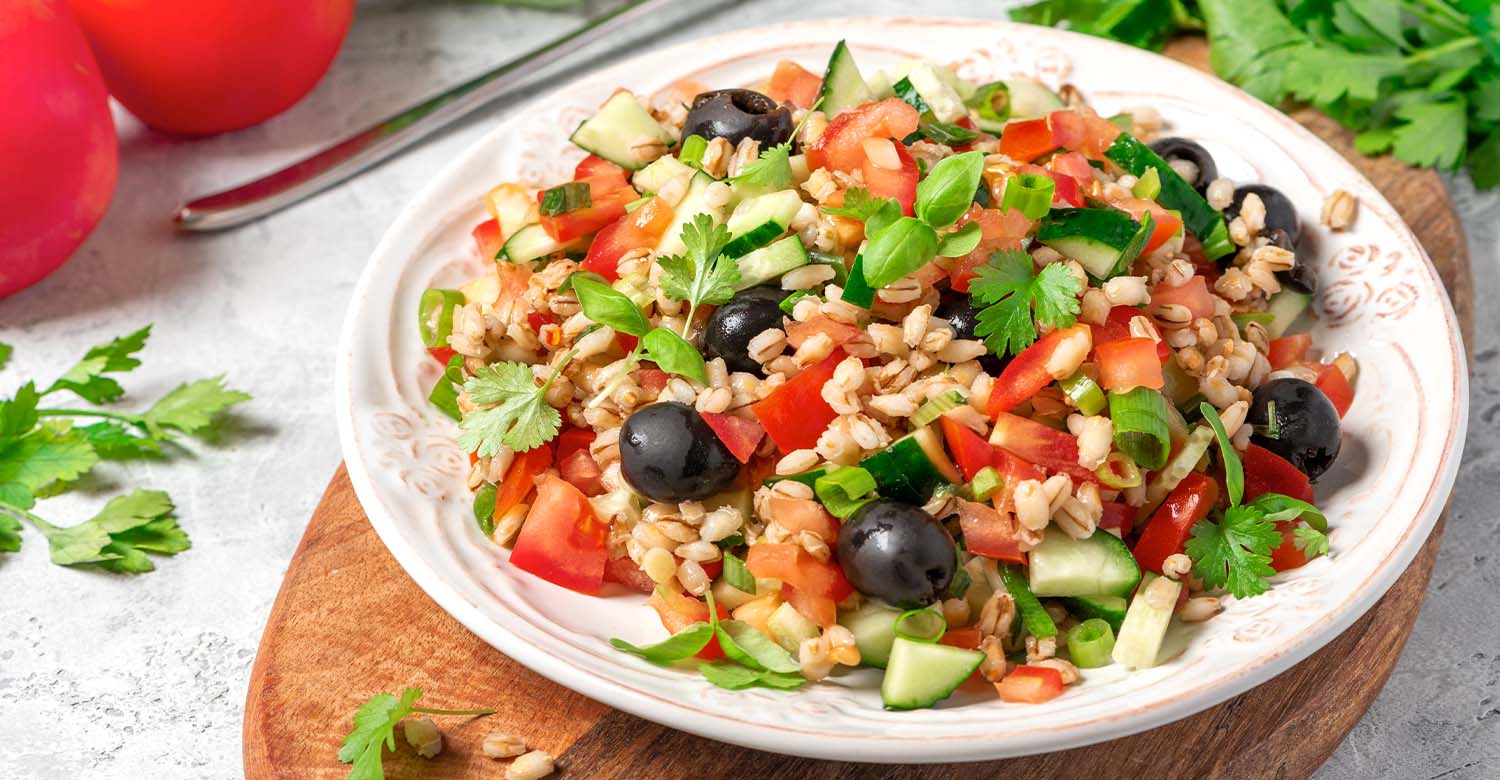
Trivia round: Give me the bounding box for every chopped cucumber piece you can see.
[817,40,873,118]
[839,600,903,668]
[1265,289,1312,339]
[632,155,693,194]
[1112,573,1180,669]
[1036,207,1153,281]
[654,172,722,257]
[1062,595,1129,633]
[860,425,961,505]
[735,234,810,289]
[569,91,674,171]
[1027,526,1142,598]
[1105,133,1233,260]
[909,390,968,430]
[499,224,581,264]
[881,637,984,710]
[1004,77,1065,121]
[1138,425,1216,524]
[723,190,803,258]
[768,601,822,654]
[903,61,968,123]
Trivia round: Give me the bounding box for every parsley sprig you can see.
[458,351,576,457]
[658,214,741,336]
[338,687,494,780]
[968,249,1084,356]
[0,327,250,572]
[730,141,793,190]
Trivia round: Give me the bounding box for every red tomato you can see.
[1095,338,1165,392]
[1049,150,1095,191]
[427,346,457,365]
[1114,197,1182,255]
[574,154,627,182]
[510,475,609,593]
[647,587,729,659]
[941,416,994,481]
[766,60,821,109]
[1132,472,1219,573]
[746,543,854,603]
[991,448,1045,515]
[1268,521,1312,572]
[990,413,1098,483]
[472,218,503,260]
[949,206,1032,291]
[493,442,553,524]
[1050,172,1084,207]
[1091,306,1169,362]
[1314,363,1354,418]
[1242,444,1314,503]
[862,139,919,215]
[555,429,604,496]
[581,197,673,281]
[751,349,845,452]
[1150,276,1215,320]
[1047,111,1086,154]
[1267,334,1312,370]
[1079,111,1124,158]
[603,556,656,594]
[995,665,1065,703]
[998,118,1057,162]
[1,1,118,299]
[1098,501,1133,531]
[700,412,766,464]
[527,311,560,334]
[636,367,670,393]
[987,324,1091,415]
[539,175,637,243]
[939,626,983,650]
[958,498,1027,564]
[786,316,864,349]
[806,98,920,172]
[769,495,840,543]
[67,0,352,135]
[781,583,838,628]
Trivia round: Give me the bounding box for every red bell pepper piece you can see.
[766,60,822,108]
[1267,334,1312,370]
[958,496,1027,564]
[1314,363,1353,418]
[427,346,457,365]
[995,664,1065,703]
[1242,443,1314,503]
[751,348,845,452]
[701,412,766,465]
[603,556,656,594]
[746,543,854,603]
[581,196,674,281]
[471,218,502,259]
[1268,521,1311,572]
[1094,337,1165,392]
[1131,472,1219,574]
[493,441,553,524]
[647,587,729,659]
[941,415,994,481]
[989,412,1097,483]
[998,117,1058,162]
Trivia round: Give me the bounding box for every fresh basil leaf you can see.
[716,620,801,673]
[864,198,905,240]
[610,622,714,664]
[936,221,983,257]
[572,276,650,337]
[722,551,756,593]
[642,327,707,384]
[914,151,985,228]
[1198,402,1244,506]
[860,216,940,289]
[559,270,609,294]
[698,660,762,689]
[1246,492,1327,531]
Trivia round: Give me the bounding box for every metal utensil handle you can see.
[175,0,666,232]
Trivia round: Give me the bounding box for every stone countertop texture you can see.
[1,1,1496,778]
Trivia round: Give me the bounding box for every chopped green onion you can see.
[909,389,968,430]
[679,134,709,166]
[1110,388,1171,470]
[1094,451,1143,489]
[893,608,947,643]
[1106,112,1134,131]
[946,556,972,598]
[624,194,652,213]
[763,468,829,489]
[1066,618,1116,668]
[813,466,878,519]
[1131,167,1161,200]
[418,288,466,348]
[1059,372,1106,415]
[968,81,1011,124]
[1001,564,1057,639]
[779,289,816,316]
[427,353,466,420]
[1001,173,1055,220]
[1231,312,1276,332]
[472,482,497,536]
[539,181,591,216]
[970,466,1003,502]
[722,551,757,594]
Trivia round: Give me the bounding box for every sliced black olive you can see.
[701,285,785,376]
[836,500,956,609]
[1226,184,1301,245]
[1246,378,1341,481]
[935,292,1006,375]
[681,89,793,149]
[619,402,741,502]
[1264,228,1318,294]
[1149,137,1217,191]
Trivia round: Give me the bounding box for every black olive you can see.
[1245,378,1341,481]
[1264,228,1318,295]
[619,402,741,502]
[1226,184,1301,245]
[935,292,1006,375]
[1149,137,1217,191]
[701,286,785,376]
[836,500,955,609]
[973,179,992,208]
[681,89,793,149]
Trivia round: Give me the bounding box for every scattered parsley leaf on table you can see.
[338,687,495,780]
[458,360,566,456]
[37,488,189,573]
[969,249,1083,356]
[1185,504,1282,599]
[658,214,740,335]
[0,341,11,371]
[141,376,253,436]
[45,325,151,404]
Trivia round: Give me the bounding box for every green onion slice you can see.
[1001,173,1055,220]
[1059,372,1107,416]
[427,353,466,421]
[538,181,591,216]
[893,608,947,643]
[813,466,878,519]
[969,81,1011,124]
[472,482,497,537]
[779,289,816,316]
[679,134,709,167]
[1094,451,1143,489]
[418,288,466,348]
[969,466,1003,502]
[1066,618,1116,669]
[1131,167,1161,200]
[722,551,757,594]
[1110,387,1171,471]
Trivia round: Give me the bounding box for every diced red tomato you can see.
[471,218,502,259]
[539,174,637,243]
[427,346,456,364]
[510,475,609,593]
[1095,337,1165,392]
[989,412,1097,483]
[1049,150,1095,191]
[746,543,854,604]
[1131,472,1219,574]
[998,117,1057,162]
[1099,501,1133,531]
[769,495,840,543]
[1114,197,1182,255]
[493,442,553,523]
[958,497,1027,564]
[603,556,656,594]
[939,626,983,650]
[1079,111,1124,158]
[1090,305,1169,363]
[806,98,920,172]
[987,324,1091,416]
[527,311,560,334]
[991,447,1045,515]
[1047,111,1086,155]
[766,60,822,108]
[781,583,837,628]
[700,412,765,464]
[1268,521,1312,572]
[862,138,919,215]
[1267,334,1312,370]
[948,205,1034,291]
[1150,276,1215,320]
[647,587,729,659]
[1314,363,1354,418]
[1242,443,1314,503]
[573,154,627,182]
[786,316,864,349]
[941,416,993,481]
[581,196,674,281]
[556,428,604,496]
[1049,172,1084,207]
[995,665,1065,703]
[616,332,639,354]
[636,367,670,393]
[751,349,845,452]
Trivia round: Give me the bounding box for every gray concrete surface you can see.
[0,1,1495,777]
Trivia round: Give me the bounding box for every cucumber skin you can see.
[1063,595,1129,633]
[880,637,984,710]
[1001,564,1058,639]
[1105,133,1233,260]
[1037,208,1146,280]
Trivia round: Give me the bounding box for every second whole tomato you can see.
[66,0,355,136]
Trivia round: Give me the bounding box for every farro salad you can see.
[419,42,1355,709]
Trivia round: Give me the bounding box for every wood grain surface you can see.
[243,36,1474,780]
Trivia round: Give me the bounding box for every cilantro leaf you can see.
[969,249,1082,356]
[79,421,163,459]
[46,325,151,404]
[1392,98,1469,170]
[0,422,99,509]
[338,687,494,780]
[658,214,740,332]
[820,188,887,221]
[458,361,562,456]
[0,513,20,553]
[1282,45,1404,103]
[37,488,190,573]
[1185,504,1281,599]
[730,142,792,189]
[0,341,10,371]
[1292,524,1330,558]
[0,381,41,442]
[1468,131,1500,188]
[141,377,252,435]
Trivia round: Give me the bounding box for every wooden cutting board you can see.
[243,37,1474,780]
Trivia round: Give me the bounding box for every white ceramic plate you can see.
[335,18,1468,763]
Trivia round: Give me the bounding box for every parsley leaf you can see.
[820,188,889,221]
[338,687,494,780]
[1185,504,1281,599]
[1292,524,1330,558]
[0,422,99,509]
[0,513,19,553]
[969,249,1082,356]
[458,360,565,456]
[1392,98,1469,170]
[658,214,740,334]
[141,377,252,436]
[0,341,10,371]
[1282,45,1404,103]
[79,421,163,459]
[36,488,189,573]
[46,325,151,404]
[730,142,792,190]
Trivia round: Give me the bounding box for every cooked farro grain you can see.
[1179,596,1223,623]
[482,732,528,759]
[403,717,442,758]
[1161,553,1193,580]
[493,503,528,546]
[505,750,555,780]
[1321,188,1356,230]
